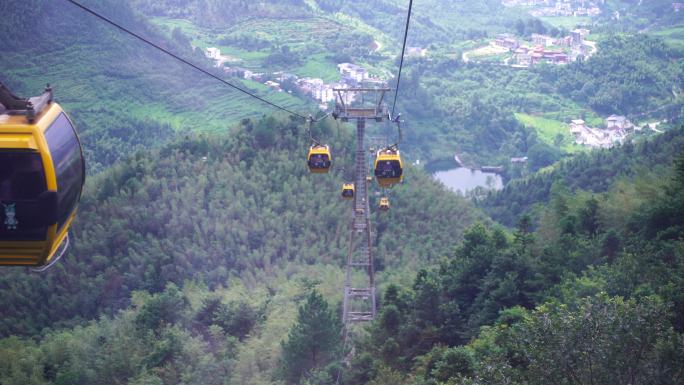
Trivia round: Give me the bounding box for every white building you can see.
[264,81,281,91]
[532,34,555,47]
[337,63,368,82]
[205,47,221,60]
[605,115,633,131]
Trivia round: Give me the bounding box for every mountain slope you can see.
[0,0,309,171]
[481,126,684,226]
[0,116,483,337]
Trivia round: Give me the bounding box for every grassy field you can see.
[515,112,586,154]
[150,17,213,47]
[539,16,592,30]
[150,16,374,80]
[293,53,340,82]
[651,25,684,51]
[224,17,343,46]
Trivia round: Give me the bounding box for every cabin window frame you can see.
[44,113,85,232]
[0,151,49,240]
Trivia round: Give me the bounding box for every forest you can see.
[1,0,683,384]
[0,115,481,338]
[343,154,684,384]
[481,126,684,226]
[395,33,683,165]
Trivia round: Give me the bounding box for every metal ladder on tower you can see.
[343,118,376,323]
[333,87,388,325]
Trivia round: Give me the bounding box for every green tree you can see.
[518,295,684,385]
[281,290,341,384]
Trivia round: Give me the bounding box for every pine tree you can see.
[281,290,342,384]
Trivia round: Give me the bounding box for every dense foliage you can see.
[0,284,263,385]
[347,156,684,385]
[541,34,684,116]
[0,0,309,171]
[2,1,684,384]
[482,126,684,226]
[0,116,481,338]
[396,33,683,164]
[280,290,342,384]
[130,0,310,26]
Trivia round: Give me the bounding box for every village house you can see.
[570,119,586,137]
[552,52,569,64]
[313,85,334,103]
[223,66,241,77]
[297,77,324,94]
[250,73,267,82]
[494,34,520,50]
[511,157,528,164]
[514,47,532,66]
[407,47,427,57]
[605,115,633,131]
[574,28,591,37]
[570,30,583,45]
[337,63,368,83]
[532,34,555,47]
[530,51,544,65]
[242,69,254,80]
[205,47,221,60]
[264,80,281,91]
[570,117,630,149]
[587,6,601,16]
[556,35,574,47]
[272,71,297,82]
[554,1,573,15]
[673,3,684,11]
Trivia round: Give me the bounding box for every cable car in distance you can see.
[0,83,85,269]
[374,147,403,188]
[341,183,354,200]
[307,144,331,173]
[379,197,390,211]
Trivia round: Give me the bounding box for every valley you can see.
[0,1,683,384]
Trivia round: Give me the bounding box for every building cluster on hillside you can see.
[570,115,636,148]
[205,48,386,109]
[407,47,428,57]
[204,47,241,68]
[503,0,602,17]
[673,3,684,12]
[493,28,593,67]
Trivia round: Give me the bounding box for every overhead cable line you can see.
[64,0,308,120]
[391,0,414,118]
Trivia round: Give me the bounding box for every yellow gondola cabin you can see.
[379,197,390,211]
[341,183,354,199]
[307,144,331,173]
[0,84,85,268]
[374,147,403,188]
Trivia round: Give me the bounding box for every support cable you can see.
[390,0,414,118]
[64,0,308,120]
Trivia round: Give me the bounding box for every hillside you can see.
[344,153,684,385]
[0,0,309,172]
[0,116,482,338]
[4,0,680,170]
[481,126,684,226]
[1,1,684,384]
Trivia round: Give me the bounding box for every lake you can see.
[432,167,504,194]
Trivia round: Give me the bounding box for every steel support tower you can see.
[334,88,389,325]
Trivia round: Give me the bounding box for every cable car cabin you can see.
[0,85,85,268]
[341,183,354,200]
[374,148,403,188]
[307,144,331,174]
[379,197,390,211]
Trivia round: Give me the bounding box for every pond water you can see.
[432,167,504,194]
